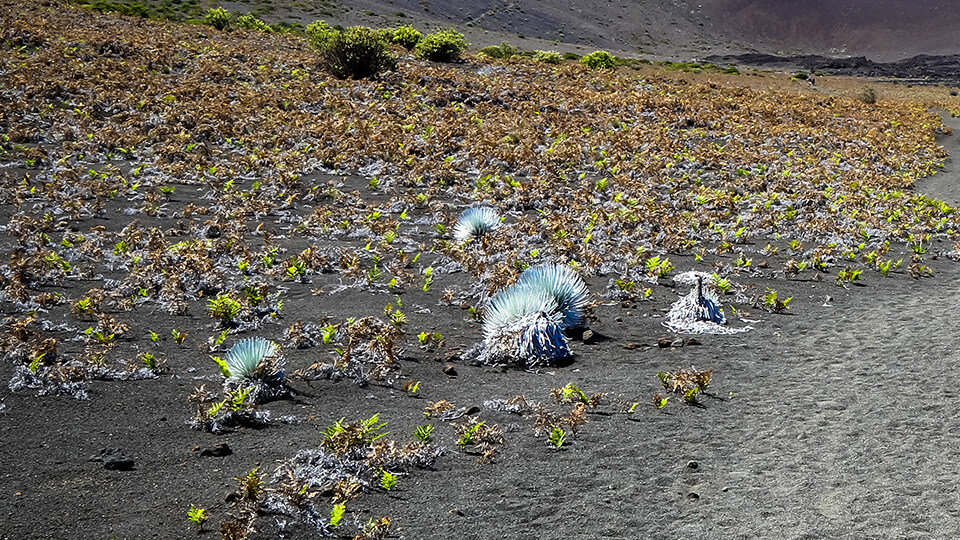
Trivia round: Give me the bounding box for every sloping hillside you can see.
[267,0,960,60]
[68,0,960,60]
[705,0,960,60]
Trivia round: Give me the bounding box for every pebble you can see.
[581,329,596,344]
[442,364,458,377]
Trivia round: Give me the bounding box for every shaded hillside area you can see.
[705,0,960,60]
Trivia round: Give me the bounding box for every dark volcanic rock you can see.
[199,442,232,457]
[89,448,135,471]
[705,53,960,86]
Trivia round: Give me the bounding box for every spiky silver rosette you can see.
[222,337,289,403]
[662,271,751,335]
[480,311,570,368]
[482,284,557,340]
[479,279,575,368]
[517,263,589,329]
[453,206,501,243]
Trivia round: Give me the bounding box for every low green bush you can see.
[373,28,394,44]
[563,52,580,61]
[392,25,422,50]
[534,50,563,64]
[415,29,468,63]
[310,25,397,79]
[204,7,230,31]
[580,50,616,69]
[235,14,271,32]
[306,20,336,50]
[479,42,516,59]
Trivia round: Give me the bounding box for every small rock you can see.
[684,338,702,346]
[104,456,135,471]
[671,338,684,348]
[464,406,480,416]
[685,461,700,472]
[90,448,135,471]
[205,225,221,239]
[757,260,768,268]
[444,352,461,363]
[442,364,458,377]
[199,442,232,457]
[450,508,464,516]
[581,329,596,344]
[622,342,639,350]
[657,338,673,348]
[686,492,700,501]
[614,317,623,322]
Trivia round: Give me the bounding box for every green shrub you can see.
[415,29,468,62]
[235,14,271,32]
[373,28,394,43]
[580,50,616,69]
[272,21,304,33]
[534,50,563,64]
[563,52,580,61]
[204,7,230,31]
[479,41,516,59]
[311,25,397,79]
[858,87,877,104]
[306,20,337,50]
[392,25,422,50]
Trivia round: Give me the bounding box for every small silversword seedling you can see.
[221,337,287,404]
[452,206,501,243]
